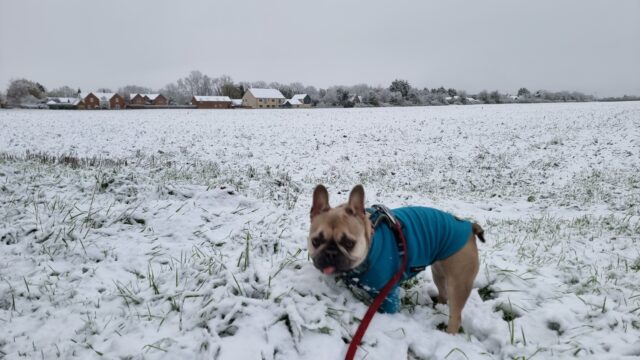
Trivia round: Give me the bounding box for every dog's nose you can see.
[324,242,339,258]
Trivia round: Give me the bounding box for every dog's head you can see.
[308,184,372,275]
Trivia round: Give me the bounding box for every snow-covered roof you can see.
[231,99,243,106]
[291,94,308,101]
[132,93,161,101]
[284,99,302,105]
[83,92,118,101]
[47,97,79,103]
[193,95,232,102]
[46,97,83,106]
[247,88,285,99]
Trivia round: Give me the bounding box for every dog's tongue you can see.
[323,266,336,275]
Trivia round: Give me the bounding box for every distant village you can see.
[3,72,634,110]
[44,88,312,110]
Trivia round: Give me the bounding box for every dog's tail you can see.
[472,223,486,243]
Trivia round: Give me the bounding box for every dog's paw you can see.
[436,322,465,334]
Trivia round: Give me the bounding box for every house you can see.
[291,94,312,108]
[45,97,84,110]
[281,98,303,108]
[130,93,168,106]
[191,95,233,109]
[242,88,285,108]
[82,92,125,109]
[465,97,481,104]
[349,95,363,104]
[445,95,461,103]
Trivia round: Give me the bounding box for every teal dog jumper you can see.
[341,206,472,313]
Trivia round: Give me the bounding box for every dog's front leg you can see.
[431,262,448,304]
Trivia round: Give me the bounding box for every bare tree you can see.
[289,82,305,95]
[118,85,153,100]
[177,70,213,96]
[160,82,189,105]
[47,86,77,98]
[249,81,268,89]
[302,85,319,98]
[211,75,233,96]
[269,82,293,99]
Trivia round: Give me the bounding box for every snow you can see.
[247,88,285,99]
[0,102,639,359]
[131,93,161,101]
[284,99,302,105]
[292,94,308,101]
[46,97,81,104]
[81,92,117,101]
[193,95,232,102]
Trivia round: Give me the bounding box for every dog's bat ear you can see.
[311,184,330,219]
[348,184,365,216]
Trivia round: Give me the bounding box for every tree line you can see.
[2,70,634,108]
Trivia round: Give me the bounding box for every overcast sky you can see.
[1,0,638,96]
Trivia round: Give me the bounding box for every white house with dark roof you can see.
[46,97,84,109]
[281,98,303,108]
[290,94,312,108]
[242,88,285,108]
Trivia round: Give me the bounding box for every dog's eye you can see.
[342,239,355,251]
[312,236,324,248]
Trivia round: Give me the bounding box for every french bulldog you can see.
[308,184,485,334]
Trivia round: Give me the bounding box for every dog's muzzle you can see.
[313,242,352,275]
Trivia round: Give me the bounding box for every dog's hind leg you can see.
[445,274,474,334]
[441,235,480,334]
[431,262,448,304]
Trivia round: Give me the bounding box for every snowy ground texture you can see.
[1,102,639,360]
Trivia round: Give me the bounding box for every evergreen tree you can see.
[517,87,531,97]
[389,79,411,99]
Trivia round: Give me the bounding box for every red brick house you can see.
[130,93,168,106]
[75,99,87,109]
[129,94,146,106]
[191,96,232,109]
[82,92,125,109]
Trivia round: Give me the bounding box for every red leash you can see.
[345,220,408,360]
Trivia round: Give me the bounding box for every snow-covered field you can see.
[1,102,639,360]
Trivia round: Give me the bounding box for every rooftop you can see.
[193,95,232,102]
[248,88,285,99]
